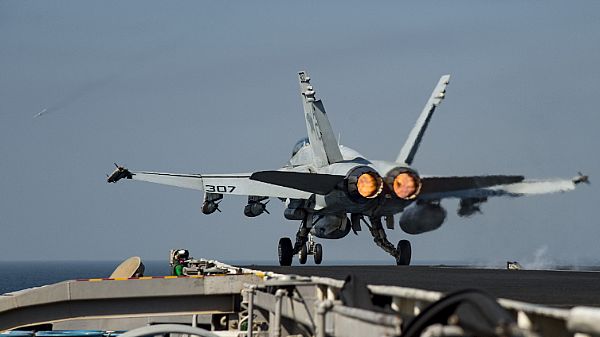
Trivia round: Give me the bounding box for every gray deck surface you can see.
[247,265,600,307]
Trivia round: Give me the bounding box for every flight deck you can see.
[248,265,600,307]
[2,259,600,337]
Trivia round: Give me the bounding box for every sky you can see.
[1,0,599,266]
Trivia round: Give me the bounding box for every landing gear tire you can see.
[397,240,412,266]
[299,244,308,264]
[278,237,293,266]
[314,243,323,265]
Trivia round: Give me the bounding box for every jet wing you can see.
[110,166,586,201]
[419,174,586,200]
[108,167,313,199]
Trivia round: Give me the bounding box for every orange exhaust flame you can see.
[393,172,420,199]
[357,173,382,198]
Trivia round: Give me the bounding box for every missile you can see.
[33,108,48,118]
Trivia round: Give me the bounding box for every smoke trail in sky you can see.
[32,75,116,118]
[522,245,554,270]
[31,39,180,119]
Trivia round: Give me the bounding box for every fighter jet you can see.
[108,71,587,266]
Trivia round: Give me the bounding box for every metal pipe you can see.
[119,324,219,337]
[271,289,287,337]
[568,306,600,336]
[246,285,256,337]
[331,305,401,327]
[316,300,333,337]
[331,304,402,335]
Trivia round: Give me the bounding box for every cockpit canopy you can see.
[292,137,310,156]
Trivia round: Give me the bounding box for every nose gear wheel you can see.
[314,242,323,264]
[298,244,308,264]
[293,220,311,254]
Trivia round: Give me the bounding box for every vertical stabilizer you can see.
[298,71,344,167]
[396,75,450,165]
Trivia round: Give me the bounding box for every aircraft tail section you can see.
[396,75,450,165]
[298,71,344,167]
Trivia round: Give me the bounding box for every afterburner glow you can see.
[357,173,380,198]
[393,172,421,199]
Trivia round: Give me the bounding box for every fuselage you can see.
[283,140,418,218]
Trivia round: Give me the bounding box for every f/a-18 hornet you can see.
[108,71,588,266]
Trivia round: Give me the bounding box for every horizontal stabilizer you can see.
[419,175,582,200]
[421,175,524,195]
[250,171,344,195]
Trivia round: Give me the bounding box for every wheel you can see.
[299,244,308,264]
[397,240,412,265]
[278,237,293,266]
[314,243,323,264]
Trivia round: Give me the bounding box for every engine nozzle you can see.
[346,167,384,201]
[388,168,422,200]
[357,173,382,198]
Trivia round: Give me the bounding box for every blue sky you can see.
[1,0,598,265]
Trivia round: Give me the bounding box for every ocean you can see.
[0,261,169,294]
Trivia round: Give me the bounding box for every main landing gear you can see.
[278,216,411,266]
[278,237,294,266]
[366,216,412,265]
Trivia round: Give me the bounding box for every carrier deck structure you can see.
[1,260,600,337]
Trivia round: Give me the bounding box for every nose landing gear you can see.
[298,235,322,265]
[278,234,323,266]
